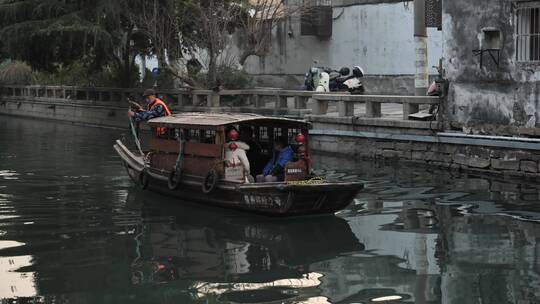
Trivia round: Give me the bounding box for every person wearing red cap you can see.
[224,129,252,183]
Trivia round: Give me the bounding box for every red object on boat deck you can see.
[295,133,306,143]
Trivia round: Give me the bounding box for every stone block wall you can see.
[311,135,540,179]
[0,99,127,129]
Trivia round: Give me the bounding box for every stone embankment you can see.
[311,130,540,179]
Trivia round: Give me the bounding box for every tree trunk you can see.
[122,46,132,87]
[121,29,135,88]
[157,49,167,69]
[238,49,255,66]
[207,46,217,88]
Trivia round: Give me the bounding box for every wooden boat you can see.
[114,113,363,216]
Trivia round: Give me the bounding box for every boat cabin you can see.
[146,113,312,183]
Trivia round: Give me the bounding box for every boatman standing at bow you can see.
[128,88,172,136]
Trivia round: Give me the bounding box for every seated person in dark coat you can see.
[256,139,293,183]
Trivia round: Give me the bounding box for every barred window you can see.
[516,3,540,62]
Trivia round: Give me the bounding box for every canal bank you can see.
[3,85,540,180]
[310,116,540,180]
[0,97,128,129]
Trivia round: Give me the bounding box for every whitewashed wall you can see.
[240,2,443,79]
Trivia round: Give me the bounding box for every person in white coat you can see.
[224,129,252,183]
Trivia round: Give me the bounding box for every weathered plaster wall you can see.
[235,1,443,92]
[443,0,540,135]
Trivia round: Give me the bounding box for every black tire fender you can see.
[168,168,182,190]
[138,169,150,190]
[202,169,218,194]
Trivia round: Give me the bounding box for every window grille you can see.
[259,127,268,140]
[203,130,216,144]
[300,0,332,37]
[274,128,283,140]
[288,128,300,143]
[516,2,540,62]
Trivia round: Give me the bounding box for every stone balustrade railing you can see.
[1,85,333,112]
[1,85,441,121]
[186,89,333,110]
[311,94,441,120]
[2,85,188,106]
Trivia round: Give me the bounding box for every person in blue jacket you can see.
[257,138,293,182]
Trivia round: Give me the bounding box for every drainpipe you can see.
[414,0,429,99]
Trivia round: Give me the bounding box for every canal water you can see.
[0,117,539,304]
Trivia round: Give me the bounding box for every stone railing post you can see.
[366,101,382,118]
[275,93,287,109]
[294,96,308,109]
[252,94,263,108]
[192,93,200,106]
[177,93,186,107]
[403,103,419,120]
[209,92,220,107]
[311,96,329,115]
[338,99,354,117]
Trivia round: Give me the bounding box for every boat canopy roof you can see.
[148,112,311,130]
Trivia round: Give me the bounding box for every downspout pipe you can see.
[414,0,429,99]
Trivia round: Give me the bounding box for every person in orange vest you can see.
[128,89,172,136]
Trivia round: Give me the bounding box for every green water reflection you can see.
[0,117,539,304]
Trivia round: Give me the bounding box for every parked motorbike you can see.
[304,66,365,95]
[315,72,330,92]
[304,66,331,91]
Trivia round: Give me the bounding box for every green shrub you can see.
[217,65,252,89]
[191,65,252,89]
[32,62,140,87]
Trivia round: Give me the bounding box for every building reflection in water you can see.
[440,214,540,303]
[0,243,36,299]
[316,154,540,304]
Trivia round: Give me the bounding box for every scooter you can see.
[315,72,330,92]
[304,66,365,95]
[304,66,332,91]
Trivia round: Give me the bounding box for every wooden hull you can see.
[114,140,363,216]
